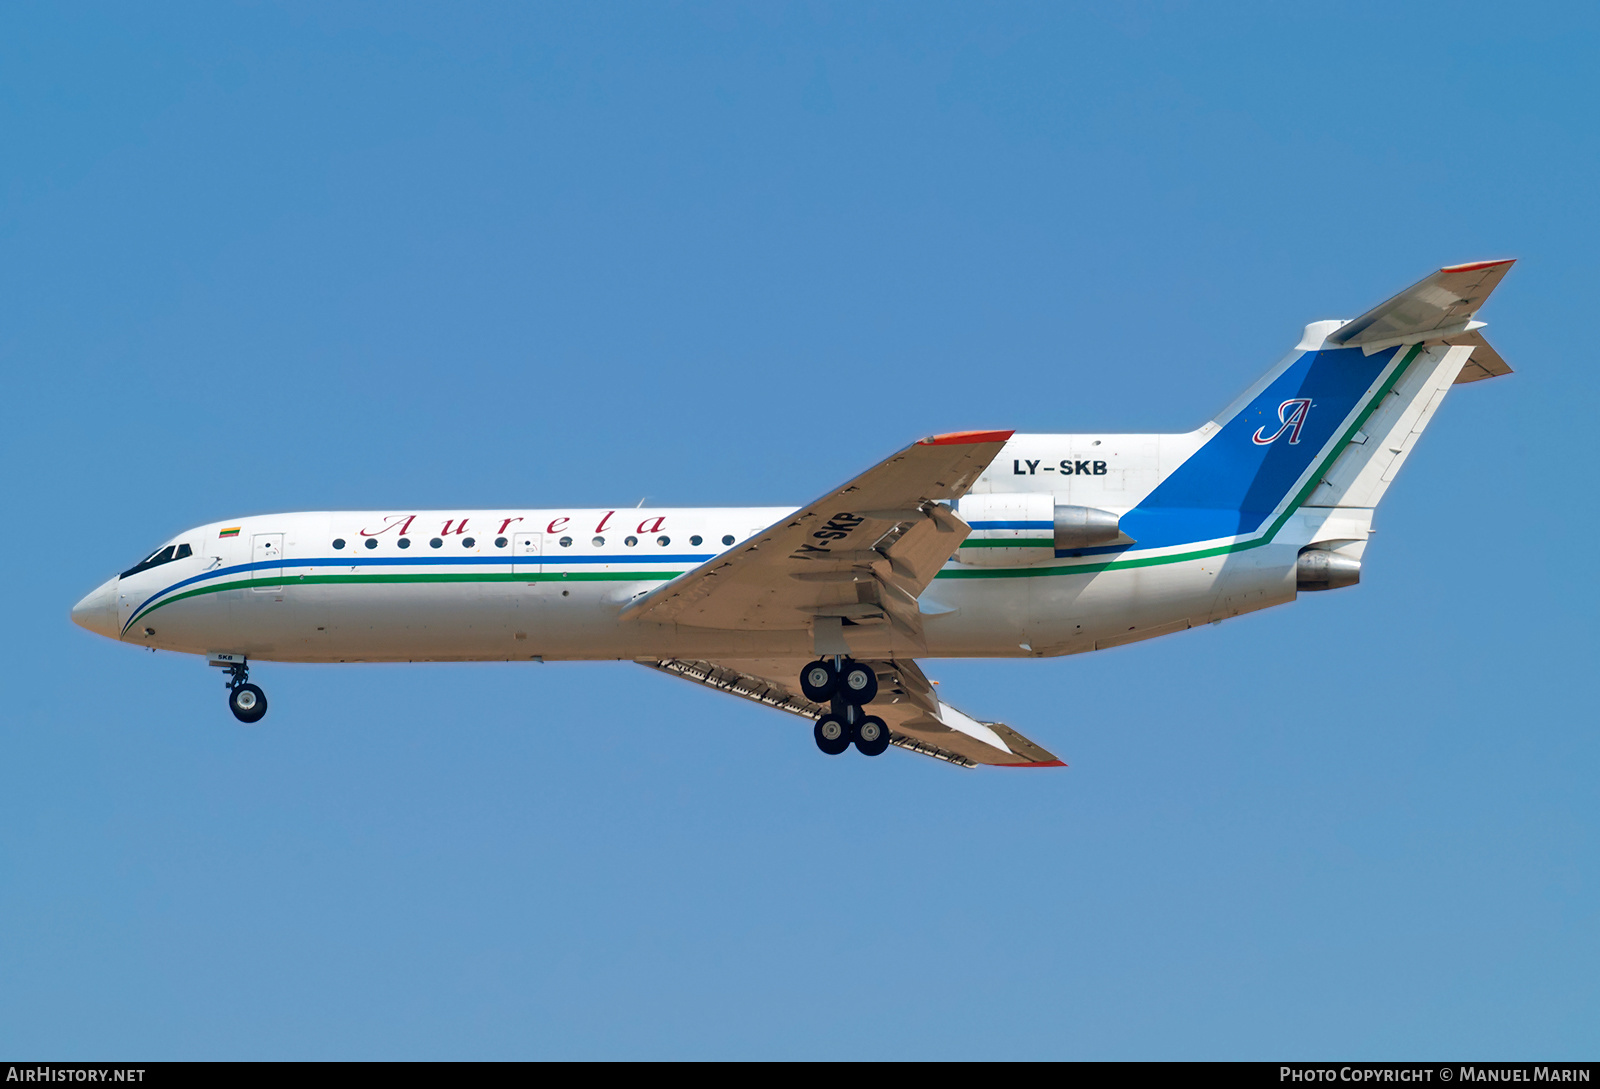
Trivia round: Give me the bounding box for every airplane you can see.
[70,261,1516,768]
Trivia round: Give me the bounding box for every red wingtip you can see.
[999,760,1068,768]
[921,429,1015,446]
[1440,258,1516,273]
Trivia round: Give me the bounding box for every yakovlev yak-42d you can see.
[72,262,1517,768]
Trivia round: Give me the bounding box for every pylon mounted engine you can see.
[956,494,1124,567]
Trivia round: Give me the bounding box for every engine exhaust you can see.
[1297,548,1361,591]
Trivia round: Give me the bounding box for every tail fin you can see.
[1118,261,1515,552]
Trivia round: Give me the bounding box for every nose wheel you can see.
[221,661,269,724]
[229,683,268,723]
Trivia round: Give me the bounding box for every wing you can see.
[620,430,1013,650]
[640,657,1064,769]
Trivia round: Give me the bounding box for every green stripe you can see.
[935,343,1424,581]
[128,569,689,627]
[127,345,1426,625]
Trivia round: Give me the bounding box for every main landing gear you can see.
[802,657,889,758]
[221,660,268,724]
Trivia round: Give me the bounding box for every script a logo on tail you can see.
[1252,398,1313,446]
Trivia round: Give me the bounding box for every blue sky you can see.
[3,2,1596,1059]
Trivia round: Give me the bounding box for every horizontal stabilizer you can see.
[1329,259,1514,349]
[1443,327,1513,384]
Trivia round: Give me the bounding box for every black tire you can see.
[814,714,850,756]
[799,659,838,702]
[840,661,878,705]
[854,715,890,756]
[229,683,268,724]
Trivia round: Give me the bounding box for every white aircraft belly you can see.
[164,568,1230,666]
[126,522,1287,665]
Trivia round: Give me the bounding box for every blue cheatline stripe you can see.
[121,551,716,634]
[126,557,293,626]
[121,344,1422,633]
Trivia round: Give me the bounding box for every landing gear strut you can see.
[221,660,268,724]
[804,657,888,757]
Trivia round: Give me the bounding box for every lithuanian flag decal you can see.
[219,527,241,538]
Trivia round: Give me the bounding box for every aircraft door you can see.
[512,533,543,575]
[251,533,284,591]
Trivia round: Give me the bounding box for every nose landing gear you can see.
[229,683,268,723]
[803,657,889,758]
[219,659,268,724]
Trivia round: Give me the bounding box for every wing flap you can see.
[620,430,1011,638]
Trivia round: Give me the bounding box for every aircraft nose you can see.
[71,577,120,640]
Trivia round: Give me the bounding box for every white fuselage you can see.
[74,429,1372,666]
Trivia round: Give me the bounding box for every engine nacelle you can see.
[1053,504,1122,550]
[1296,547,1361,591]
[956,494,1124,566]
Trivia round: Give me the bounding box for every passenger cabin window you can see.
[121,543,191,579]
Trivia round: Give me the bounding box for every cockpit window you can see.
[121,542,192,579]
